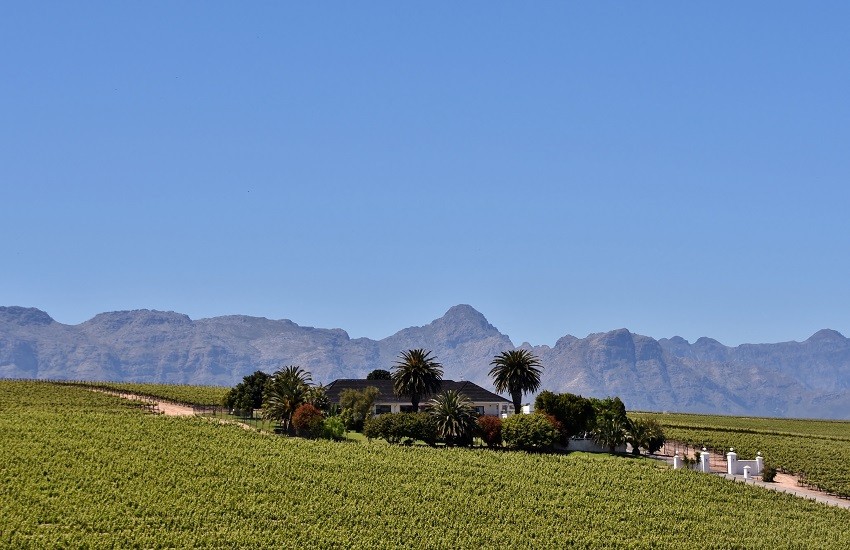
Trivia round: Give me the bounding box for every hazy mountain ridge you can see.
[1,305,848,418]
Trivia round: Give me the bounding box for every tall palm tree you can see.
[427,390,477,446]
[489,349,543,415]
[263,365,312,435]
[391,349,443,412]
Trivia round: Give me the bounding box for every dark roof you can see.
[325,379,511,404]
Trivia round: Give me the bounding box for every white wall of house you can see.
[479,402,512,416]
[373,401,510,415]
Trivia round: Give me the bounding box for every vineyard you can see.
[637,412,850,440]
[1,381,849,548]
[637,412,850,498]
[54,380,230,406]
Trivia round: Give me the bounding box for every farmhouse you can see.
[325,379,512,416]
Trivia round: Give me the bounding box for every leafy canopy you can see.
[339,386,379,431]
[626,418,665,455]
[489,349,542,414]
[262,365,312,434]
[366,369,391,380]
[391,349,443,412]
[535,390,596,439]
[223,370,270,414]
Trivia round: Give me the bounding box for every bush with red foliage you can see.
[543,413,568,444]
[476,415,503,447]
[292,403,325,438]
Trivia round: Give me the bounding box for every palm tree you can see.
[592,414,628,454]
[427,390,477,446]
[626,417,665,455]
[263,365,312,435]
[489,349,543,415]
[391,349,443,412]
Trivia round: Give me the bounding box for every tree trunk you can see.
[512,391,522,415]
[411,395,419,413]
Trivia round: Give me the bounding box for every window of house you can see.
[400,405,416,413]
[375,405,392,415]
[474,406,485,415]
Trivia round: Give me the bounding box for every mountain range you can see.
[1,304,848,419]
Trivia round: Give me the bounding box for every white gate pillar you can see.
[700,447,710,473]
[673,453,683,470]
[755,452,764,475]
[726,448,738,475]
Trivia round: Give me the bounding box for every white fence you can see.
[567,438,627,453]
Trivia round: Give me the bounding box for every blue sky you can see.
[2,2,848,346]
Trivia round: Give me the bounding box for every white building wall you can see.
[373,401,510,415]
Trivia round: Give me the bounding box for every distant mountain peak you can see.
[441,304,487,321]
[83,309,192,330]
[695,336,724,347]
[807,329,846,342]
[431,305,495,332]
[0,306,54,326]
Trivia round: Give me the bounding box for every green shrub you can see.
[762,464,778,482]
[502,414,559,451]
[322,416,346,441]
[363,412,437,445]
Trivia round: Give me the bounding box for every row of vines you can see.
[1,381,848,548]
[638,411,850,441]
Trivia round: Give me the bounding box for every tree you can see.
[592,415,629,454]
[391,349,443,412]
[304,383,330,411]
[589,396,628,424]
[366,369,391,380]
[534,391,597,440]
[291,403,325,438]
[262,366,312,435]
[626,418,665,455]
[489,349,543,415]
[222,370,270,417]
[339,386,379,431]
[427,390,477,446]
[588,396,630,453]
